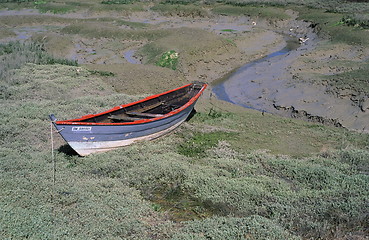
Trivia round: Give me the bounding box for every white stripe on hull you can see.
[68,120,185,156]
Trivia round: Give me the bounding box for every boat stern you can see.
[49,114,57,122]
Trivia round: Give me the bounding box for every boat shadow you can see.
[186,109,197,121]
[58,144,80,156]
[56,109,198,157]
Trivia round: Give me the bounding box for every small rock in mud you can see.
[361,97,369,112]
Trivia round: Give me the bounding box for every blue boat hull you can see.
[52,102,195,156]
[50,82,207,156]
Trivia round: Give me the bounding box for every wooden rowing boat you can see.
[49,82,207,156]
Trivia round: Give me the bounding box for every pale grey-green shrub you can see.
[1,61,368,239]
[171,215,300,240]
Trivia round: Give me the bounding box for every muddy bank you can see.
[147,12,368,132]
[213,19,369,132]
[84,63,187,95]
[1,8,367,132]
[70,13,289,96]
[0,8,293,84]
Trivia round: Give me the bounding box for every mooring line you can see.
[51,122,56,184]
[50,122,56,239]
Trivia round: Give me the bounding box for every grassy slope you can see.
[0,0,369,239]
[1,63,368,239]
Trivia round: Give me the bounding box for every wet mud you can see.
[212,20,369,132]
[1,8,368,132]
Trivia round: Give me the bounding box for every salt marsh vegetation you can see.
[0,0,368,239]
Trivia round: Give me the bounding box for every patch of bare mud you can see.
[291,42,369,77]
[215,18,369,132]
[126,12,288,82]
[284,42,369,132]
[0,9,39,16]
[69,38,143,64]
[31,32,74,58]
[83,63,186,95]
[123,49,142,64]
[68,13,284,92]
[0,8,128,20]
[1,9,285,85]
[1,8,367,132]
[180,30,283,84]
[0,25,57,43]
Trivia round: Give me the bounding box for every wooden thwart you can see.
[107,111,164,122]
[137,101,163,113]
[108,115,140,122]
[126,112,164,118]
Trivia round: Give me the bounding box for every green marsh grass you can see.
[0,28,16,39]
[138,42,167,65]
[0,0,33,5]
[151,3,209,17]
[1,1,369,239]
[61,22,168,40]
[156,50,179,70]
[0,15,146,29]
[212,4,290,20]
[178,131,238,158]
[138,27,238,71]
[294,6,369,98]
[101,0,137,4]
[31,33,75,59]
[214,0,369,14]
[297,8,369,46]
[88,69,116,77]
[114,19,149,28]
[171,216,300,239]
[94,1,145,12]
[0,41,77,89]
[192,108,369,157]
[221,29,237,32]
[323,64,369,96]
[341,14,369,29]
[161,0,200,5]
[0,15,72,27]
[87,134,368,239]
[35,2,76,14]
[1,64,174,238]
[1,40,368,240]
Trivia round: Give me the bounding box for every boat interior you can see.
[82,83,204,123]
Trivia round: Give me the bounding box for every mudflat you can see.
[1,2,369,240]
[2,3,367,132]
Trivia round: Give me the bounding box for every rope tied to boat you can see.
[56,127,65,133]
[50,121,56,239]
[50,122,56,185]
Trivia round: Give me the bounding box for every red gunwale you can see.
[55,83,207,126]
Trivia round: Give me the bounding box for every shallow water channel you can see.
[212,38,300,113]
[123,49,141,64]
[212,34,369,132]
